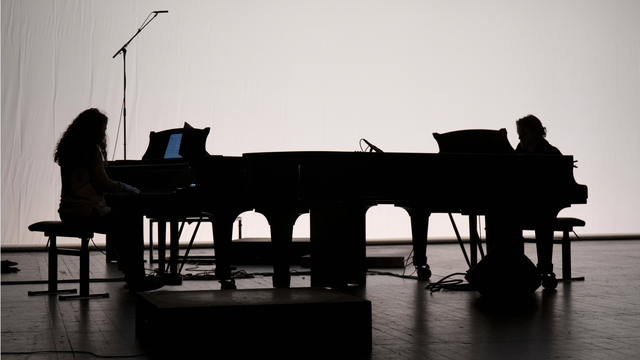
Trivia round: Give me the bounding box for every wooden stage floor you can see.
[2,240,640,359]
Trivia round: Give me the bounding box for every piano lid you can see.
[142,122,210,161]
[433,128,515,154]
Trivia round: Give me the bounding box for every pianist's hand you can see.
[122,183,141,194]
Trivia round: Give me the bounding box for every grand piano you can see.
[245,150,587,288]
[106,155,249,287]
[106,128,588,290]
[105,124,250,288]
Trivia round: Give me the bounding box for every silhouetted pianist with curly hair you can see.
[55,108,162,292]
[515,114,562,155]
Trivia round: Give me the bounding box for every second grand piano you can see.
[244,151,588,288]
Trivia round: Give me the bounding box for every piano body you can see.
[105,123,251,287]
[105,155,250,286]
[105,148,587,290]
[244,151,588,288]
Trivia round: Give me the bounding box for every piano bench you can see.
[522,217,586,282]
[27,221,109,300]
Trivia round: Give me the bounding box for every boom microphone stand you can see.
[113,10,168,160]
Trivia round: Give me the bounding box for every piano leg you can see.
[154,218,182,285]
[257,207,305,288]
[469,215,479,267]
[310,201,371,288]
[271,221,294,288]
[398,205,432,279]
[208,213,238,290]
[157,218,167,277]
[345,203,370,286]
[168,220,182,284]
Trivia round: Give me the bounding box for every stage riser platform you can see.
[136,287,372,359]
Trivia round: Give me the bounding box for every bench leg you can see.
[149,220,155,264]
[559,230,585,282]
[562,230,571,280]
[60,237,109,300]
[80,237,90,295]
[28,236,77,296]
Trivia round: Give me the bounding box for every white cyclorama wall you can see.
[2,0,639,247]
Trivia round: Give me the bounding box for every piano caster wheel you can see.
[541,273,558,290]
[416,265,431,279]
[220,280,237,290]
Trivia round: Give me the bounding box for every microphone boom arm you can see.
[113,12,161,58]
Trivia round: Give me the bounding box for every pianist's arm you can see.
[90,149,139,194]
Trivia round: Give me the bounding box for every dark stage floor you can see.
[2,240,640,359]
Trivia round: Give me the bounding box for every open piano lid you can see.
[142,122,210,160]
[433,128,515,154]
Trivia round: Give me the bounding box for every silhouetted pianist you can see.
[412,115,581,289]
[515,115,562,156]
[512,114,565,287]
[55,109,161,292]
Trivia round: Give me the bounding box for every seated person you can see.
[515,114,562,286]
[54,108,162,292]
[515,114,562,155]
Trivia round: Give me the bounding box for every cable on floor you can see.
[425,272,474,294]
[1,350,146,358]
[367,270,425,280]
[181,269,312,281]
[1,277,125,286]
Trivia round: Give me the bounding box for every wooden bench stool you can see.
[28,221,109,300]
[523,217,586,282]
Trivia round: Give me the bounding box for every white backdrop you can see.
[2,0,639,247]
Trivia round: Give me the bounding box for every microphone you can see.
[152,10,169,13]
[362,139,384,153]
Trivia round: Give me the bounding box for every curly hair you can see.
[516,114,547,138]
[54,108,109,166]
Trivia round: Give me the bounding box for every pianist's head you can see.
[516,114,546,151]
[54,108,109,166]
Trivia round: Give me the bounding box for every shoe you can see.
[1,266,19,273]
[1,260,19,273]
[541,273,558,290]
[127,276,164,292]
